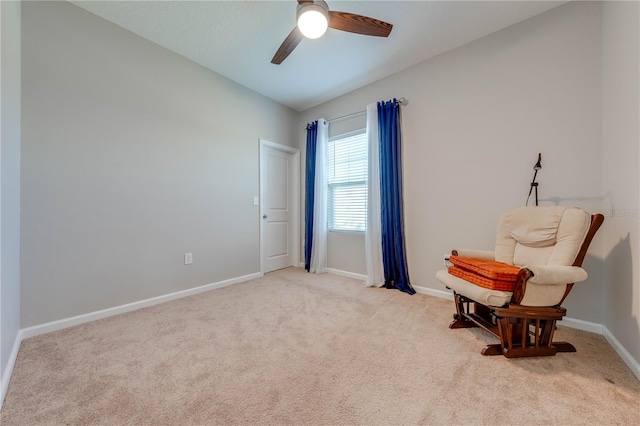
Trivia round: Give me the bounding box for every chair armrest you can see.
[453,249,495,261]
[524,265,588,285]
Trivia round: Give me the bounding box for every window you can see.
[327,130,367,232]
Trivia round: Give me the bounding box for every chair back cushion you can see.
[495,206,590,267]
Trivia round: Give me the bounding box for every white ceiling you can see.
[71,1,567,112]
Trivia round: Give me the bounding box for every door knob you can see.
[263,214,268,219]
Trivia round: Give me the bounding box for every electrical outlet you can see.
[444,254,451,267]
[184,253,193,265]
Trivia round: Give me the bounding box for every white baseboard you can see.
[560,316,603,334]
[603,326,640,382]
[20,272,262,340]
[326,275,454,298]
[414,285,454,300]
[1,330,23,408]
[325,268,367,281]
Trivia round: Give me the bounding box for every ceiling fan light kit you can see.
[271,0,393,65]
[297,1,329,39]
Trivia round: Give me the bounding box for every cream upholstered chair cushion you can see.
[495,206,590,267]
[437,206,592,307]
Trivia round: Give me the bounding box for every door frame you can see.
[259,139,300,274]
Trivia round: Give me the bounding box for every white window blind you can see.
[328,130,367,232]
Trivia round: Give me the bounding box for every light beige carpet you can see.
[1,267,639,425]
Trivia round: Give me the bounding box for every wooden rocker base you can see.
[481,342,576,358]
[450,292,574,358]
[449,313,479,329]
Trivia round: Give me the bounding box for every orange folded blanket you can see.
[449,256,521,280]
[448,256,521,292]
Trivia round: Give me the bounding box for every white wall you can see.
[299,1,605,322]
[602,1,640,364]
[20,1,298,327]
[0,0,22,400]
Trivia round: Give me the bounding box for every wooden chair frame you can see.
[448,214,604,358]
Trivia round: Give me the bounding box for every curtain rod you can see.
[304,97,407,129]
[328,97,407,123]
[329,110,365,123]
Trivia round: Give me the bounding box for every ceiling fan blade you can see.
[328,11,392,37]
[271,27,304,64]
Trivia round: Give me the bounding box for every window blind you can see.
[327,130,367,232]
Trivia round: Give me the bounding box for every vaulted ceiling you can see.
[71,1,567,111]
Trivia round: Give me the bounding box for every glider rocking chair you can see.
[435,206,604,358]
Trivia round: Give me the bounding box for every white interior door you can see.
[260,140,299,273]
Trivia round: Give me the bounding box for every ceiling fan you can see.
[271,0,393,65]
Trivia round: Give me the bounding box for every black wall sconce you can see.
[526,153,542,206]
